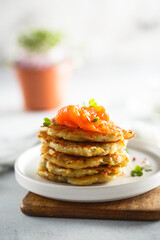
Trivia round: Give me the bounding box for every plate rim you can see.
[14,138,160,201]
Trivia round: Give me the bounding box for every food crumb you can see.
[141,160,146,164]
[141,158,147,164]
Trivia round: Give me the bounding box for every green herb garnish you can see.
[92,117,99,122]
[52,122,59,126]
[43,117,51,126]
[144,164,152,172]
[89,99,97,107]
[131,165,144,177]
[145,168,152,172]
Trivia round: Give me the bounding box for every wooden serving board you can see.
[21,187,160,221]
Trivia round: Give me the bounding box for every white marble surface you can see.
[0,170,160,240]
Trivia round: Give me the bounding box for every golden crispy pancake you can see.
[46,118,135,142]
[68,173,116,186]
[45,159,125,178]
[41,143,129,169]
[37,163,123,185]
[37,163,67,183]
[38,130,127,157]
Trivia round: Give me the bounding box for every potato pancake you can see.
[41,143,129,169]
[46,160,125,178]
[38,130,127,157]
[37,164,123,185]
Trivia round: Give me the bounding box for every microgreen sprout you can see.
[89,99,97,107]
[92,117,99,122]
[131,165,144,177]
[143,164,152,172]
[43,117,51,126]
[52,122,59,126]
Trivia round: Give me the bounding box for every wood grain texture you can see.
[20,187,160,221]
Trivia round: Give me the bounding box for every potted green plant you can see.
[15,29,72,110]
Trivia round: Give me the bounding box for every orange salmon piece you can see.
[55,105,113,133]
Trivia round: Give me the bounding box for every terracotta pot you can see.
[15,60,72,110]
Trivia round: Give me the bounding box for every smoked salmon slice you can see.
[55,105,114,133]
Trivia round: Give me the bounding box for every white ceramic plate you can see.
[15,139,160,202]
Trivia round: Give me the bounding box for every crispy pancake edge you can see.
[46,119,135,142]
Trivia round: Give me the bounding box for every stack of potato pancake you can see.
[37,119,135,186]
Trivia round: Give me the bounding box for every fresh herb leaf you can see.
[43,117,51,126]
[131,171,137,177]
[89,99,97,107]
[43,122,49,126]
[131,165,144,177]
[92,117,99,122]
[136,171,143,176]
[134,165,143,172]
[52,122,59,126]
[131,170,143,177]
[144,164,152,172]
[145,169,152,172]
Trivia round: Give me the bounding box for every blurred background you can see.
[1,0,160,167]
